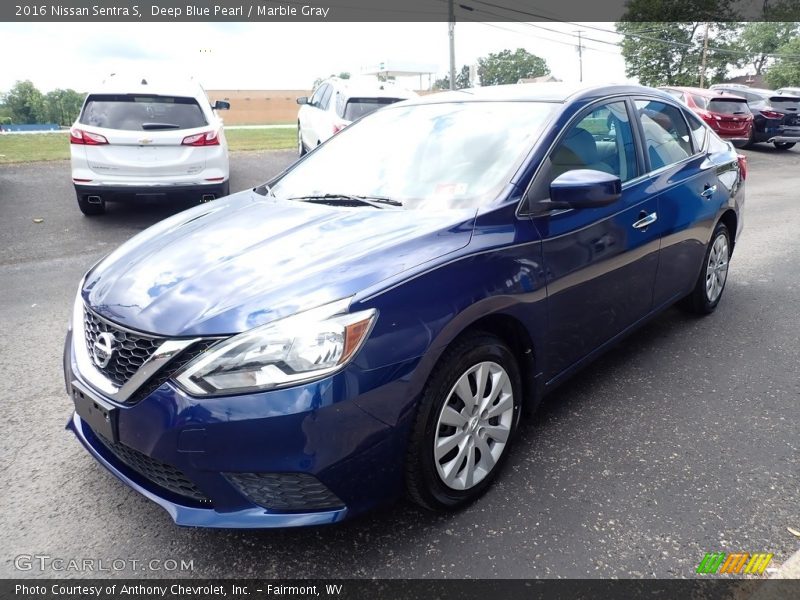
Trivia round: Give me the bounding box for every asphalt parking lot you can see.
[1,147,798,579]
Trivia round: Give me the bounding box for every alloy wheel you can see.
[433,361,514,491]
[705,233,729,303]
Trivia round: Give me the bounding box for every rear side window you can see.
[79,95,207,131]
[635,100,692,170]
[684,111,708,152]
[690,94,708,109]
[343,98,403,121]
[708,99,750,115]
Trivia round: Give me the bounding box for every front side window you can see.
[319,85,334,110]
[272,101,557,211]
[635,100,692,170]
[545,101,638,187]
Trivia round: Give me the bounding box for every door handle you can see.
[633,211,657,230]
[701,185,717,199]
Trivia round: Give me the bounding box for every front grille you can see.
[225,472,344,511]
[125,339,219,405]
[92,430,211,505]
[83,309,164,388]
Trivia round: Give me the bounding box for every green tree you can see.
[44,89,85,126]
[2,80,46,123]
[477,48,549,86]
[338,72,351,79]
[616,21,740,86]
[765,37,800,88]
[738,22,799,75]
[434,65,472,90]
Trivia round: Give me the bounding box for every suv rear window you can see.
[79,94,208,131]
[708,99,750,115]
[770,97,800,112]
[343,98,403,121]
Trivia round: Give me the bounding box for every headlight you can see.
[175,300,376,396]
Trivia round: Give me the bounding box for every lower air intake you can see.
[225,472,344,511]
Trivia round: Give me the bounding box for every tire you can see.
[774,142,796,150]
[77,193,105,216]
[679,222,731,315]
[297,124,306,157]
[406,331,522,511]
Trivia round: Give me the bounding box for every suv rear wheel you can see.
[774,142,796,150]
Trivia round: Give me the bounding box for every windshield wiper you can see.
[141,122,181,130]
[287,194,403,208]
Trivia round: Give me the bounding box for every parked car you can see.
[70,74,231,215]
[296,77,416,155]
[710,84,800,149]
[65,83,745,528]
[776,87,800,96]
[660,86,753,146]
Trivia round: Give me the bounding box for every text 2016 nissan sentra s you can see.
[64,84,745,528]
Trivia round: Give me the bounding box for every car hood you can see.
[84,191,475,336]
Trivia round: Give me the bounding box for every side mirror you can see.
[537,169,621,211]
[213,100,230,110]
[296,96,309,105]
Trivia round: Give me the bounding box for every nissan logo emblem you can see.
[92,332,117,369]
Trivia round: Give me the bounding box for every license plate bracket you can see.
[72,381,118,442]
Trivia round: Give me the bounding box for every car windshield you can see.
[273,101,557,210]
[79,94,208,131]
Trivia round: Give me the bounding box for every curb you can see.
[771,546,800,579]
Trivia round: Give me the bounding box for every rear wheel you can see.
[679,222,730,315]
[76,193,105,216]
[774,141,796,150]
[406,332,522,511]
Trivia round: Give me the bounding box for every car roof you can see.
[662,86,747,100]
[325,78,417,100]
[403,82,676,105]
[89,74,206,99]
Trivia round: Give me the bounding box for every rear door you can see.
[77,94,210,179]
[635,100,732,306]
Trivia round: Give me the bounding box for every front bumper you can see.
[64,331,417,528]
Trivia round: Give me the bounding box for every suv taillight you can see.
[332,121,348,135]
[70,128,108,145]
[182,130,220,146]
[737,154,747,181]
[760,109,783,119]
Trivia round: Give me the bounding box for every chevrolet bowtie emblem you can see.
[139,138,153,145]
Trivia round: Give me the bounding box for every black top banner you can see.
[3,0,800,22]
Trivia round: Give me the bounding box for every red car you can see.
[660,87,753,146]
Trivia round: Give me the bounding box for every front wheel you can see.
[297,125,306,157]
[406,332,522,511]
[679,222,730,315]
[774,141,796,150]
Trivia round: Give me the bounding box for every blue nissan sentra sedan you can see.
[64,84,745,528]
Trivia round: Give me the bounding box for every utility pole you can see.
[699,22,710,87]
[448,0,456,90]
[574,30,584,82]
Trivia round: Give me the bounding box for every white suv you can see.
[296,78,416,155]
[70,75,231,215]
